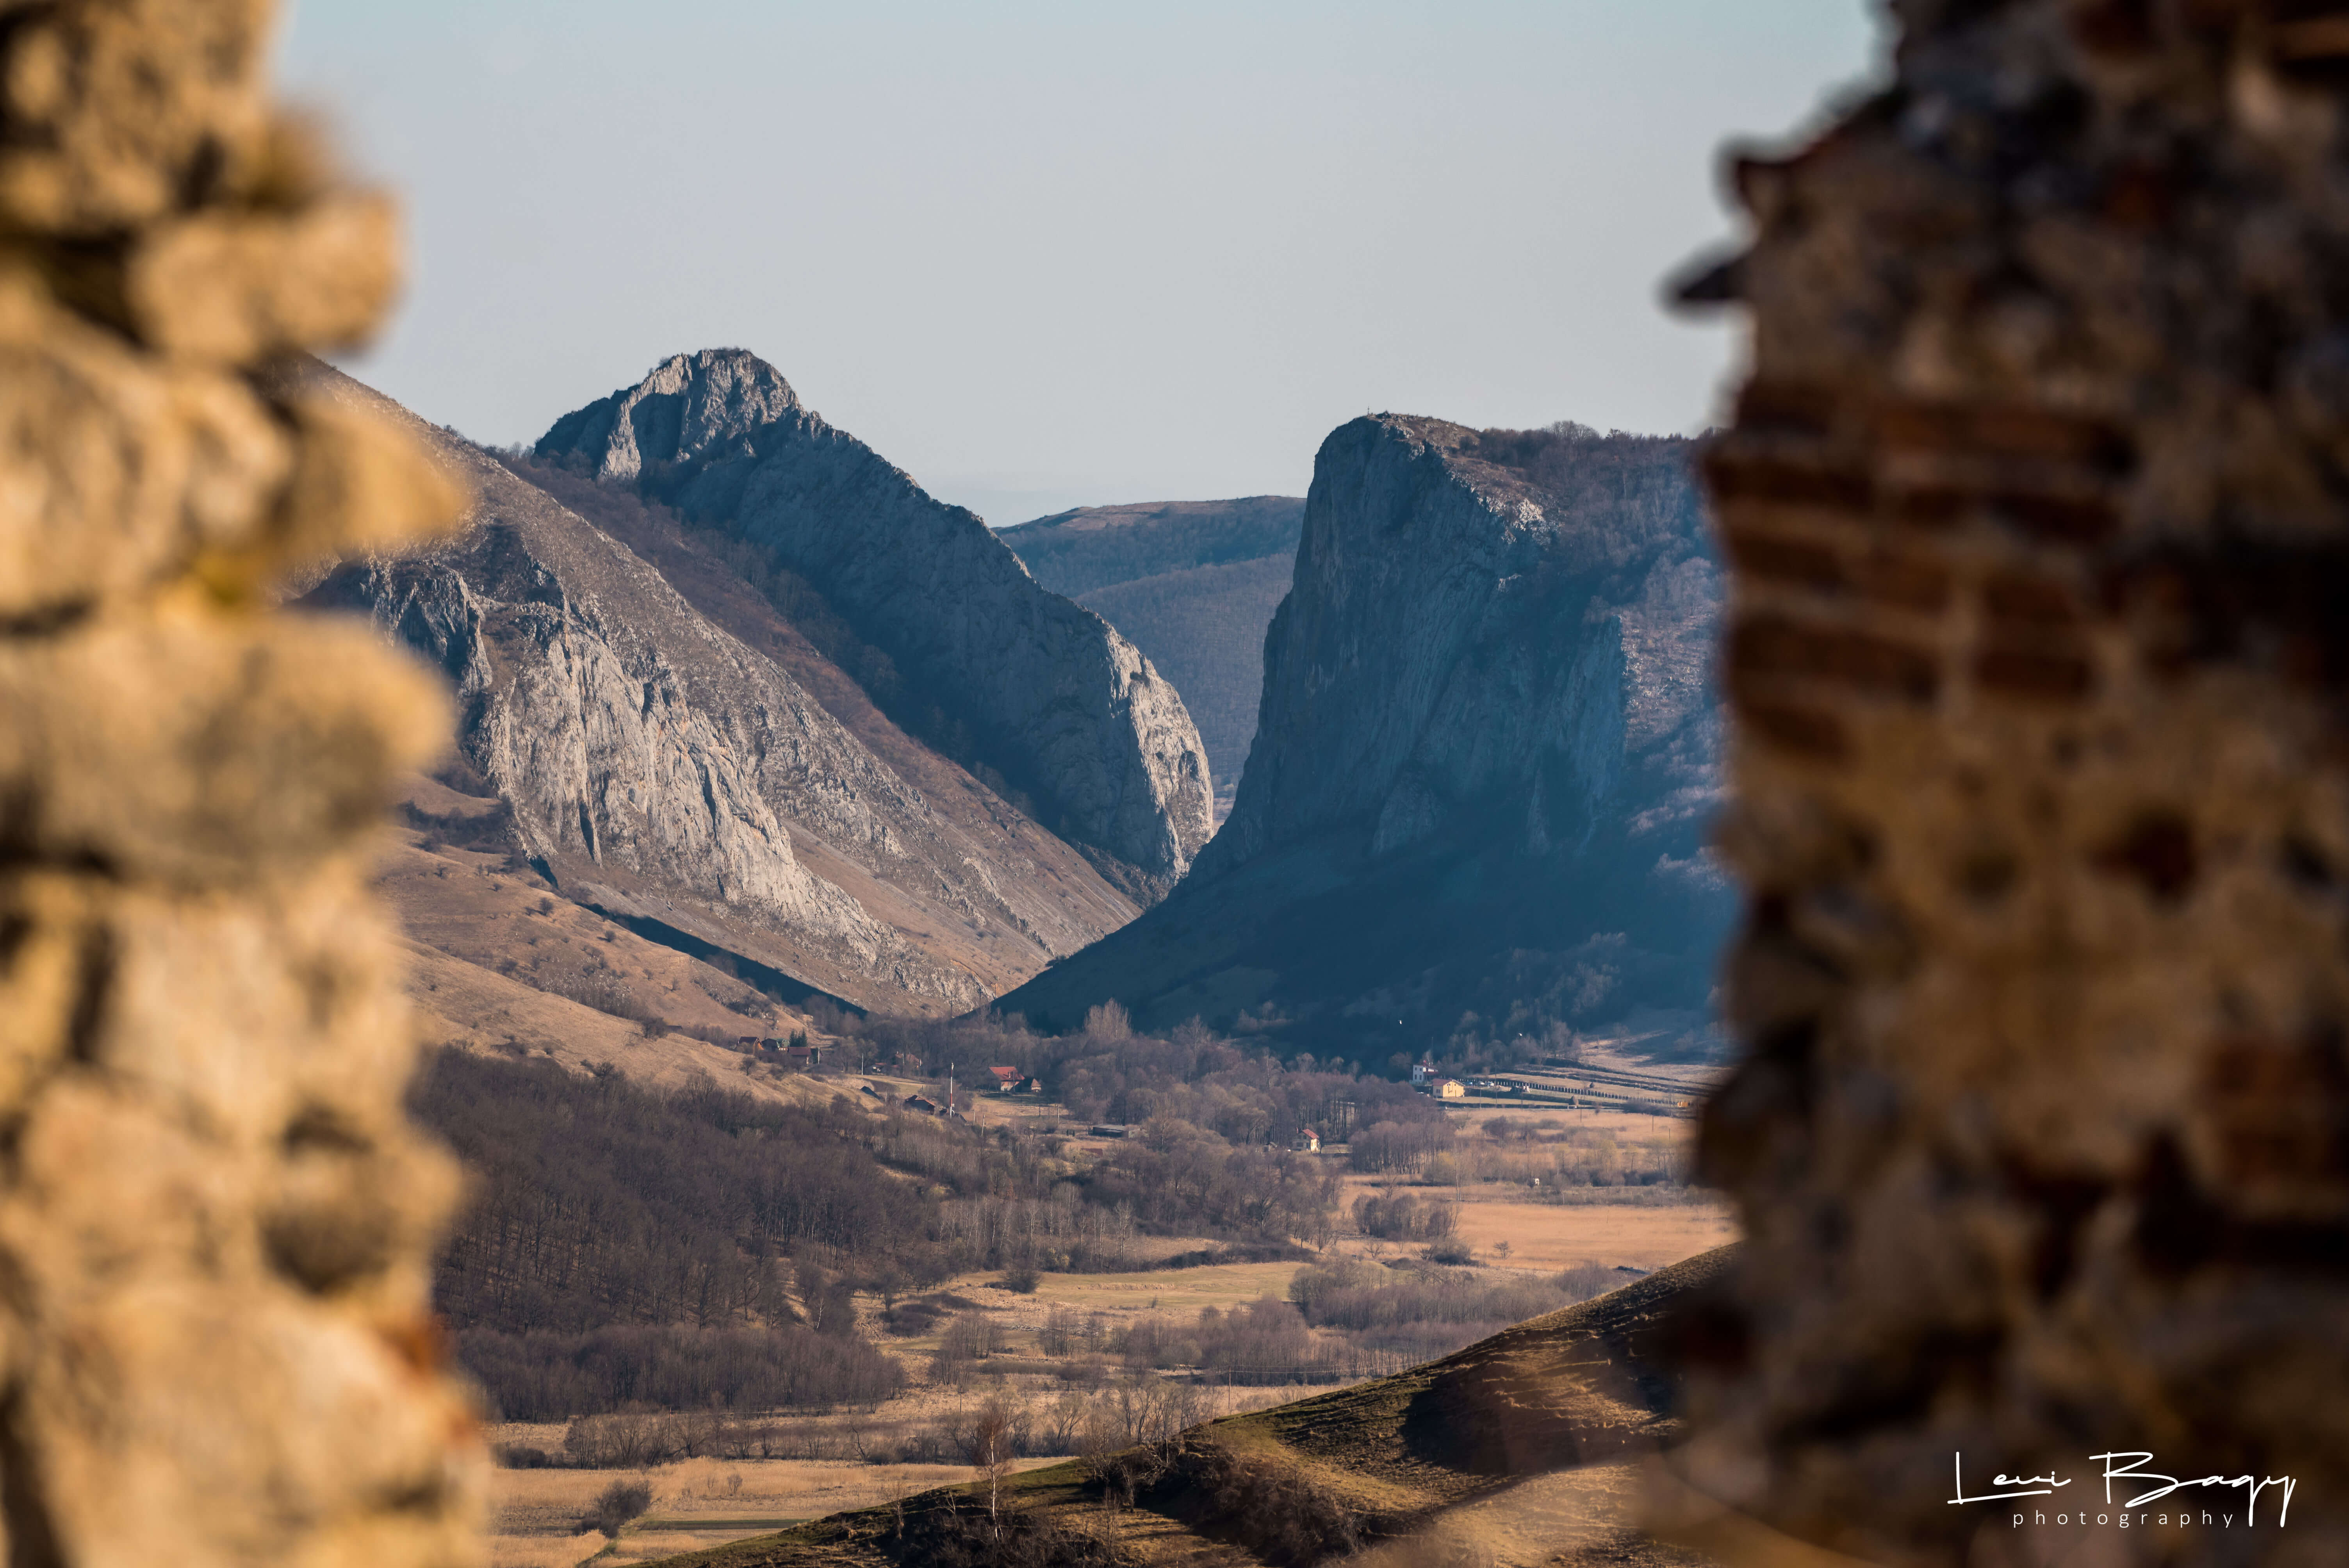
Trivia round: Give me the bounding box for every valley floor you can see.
[479,1188,1734,1568]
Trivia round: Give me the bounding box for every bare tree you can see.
[967,1395,1017,1527]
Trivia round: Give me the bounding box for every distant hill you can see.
[1001,496,1304,595]
[1003,497,1305,813]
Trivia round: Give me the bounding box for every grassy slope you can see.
[640,1246,1735,1567]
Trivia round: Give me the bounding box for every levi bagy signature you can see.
[1950,1452,2297,1527]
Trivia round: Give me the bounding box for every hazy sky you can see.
[278,2,1882,523]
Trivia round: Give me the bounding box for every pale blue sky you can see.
[278,2,1882,523]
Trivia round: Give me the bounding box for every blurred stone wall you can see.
[0,1,482,1562]
[1673,3,2349,1565]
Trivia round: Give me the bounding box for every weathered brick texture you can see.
[0,2,482,1563]
[1670,4,2349,1565]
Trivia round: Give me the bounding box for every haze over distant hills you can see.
[1002,498,1305,817]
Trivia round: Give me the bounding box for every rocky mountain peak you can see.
[535,347,801,482]
[534,349,1217,897]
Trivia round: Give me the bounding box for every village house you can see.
[1293,1128,1321,1154]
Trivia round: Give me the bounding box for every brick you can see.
[1731,614,1941,702]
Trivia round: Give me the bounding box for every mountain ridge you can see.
[292,358,1152,1017]
[535,349,1216,900]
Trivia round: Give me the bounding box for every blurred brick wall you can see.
[1674,3,2349,1564]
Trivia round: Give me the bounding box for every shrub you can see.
[589,1479,652,1538]
[1002,1264,1042,1294]
[1555,1261,1629,1301]
[1156,1443,1362,1567]
[1422,1238,1474,1266]
[1352,1192,1458,1242]
[929,1311,1008,1385]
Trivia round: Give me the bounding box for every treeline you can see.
[831,1004,1448,1155]
[1082,1126,1341,1245]
[1351,1192,1457,1242]
[1466,422,1706,579]
[412,1041,1373,1396]
[458,1324,902,1422]
[1285,1258,1625,1360]
[412,1050,949,1334]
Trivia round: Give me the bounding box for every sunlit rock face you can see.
[308,382,1158,1014]
[537,349,1215,902]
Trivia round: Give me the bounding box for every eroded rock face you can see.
[1204,416,1716,877]
[1672,5,2349,1564]
[0,2,484,1562]
[1001,415,1729,1057]
[537,347,800,483]
[537,350,1216,898]
[309,373,1147,1012]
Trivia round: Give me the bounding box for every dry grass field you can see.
[485,1456,1071,1567]
[1333,1176,1736,1275]
[476,1184,1740,1566]
[1445,1193,1736,1273]
[458,1015,1738,1567]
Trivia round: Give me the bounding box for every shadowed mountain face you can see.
[1000,417,1734,1063]
[1002,497,1306,814]
[535,349,1216,903]
[297,361,1148,1016]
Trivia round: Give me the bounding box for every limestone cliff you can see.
[301,365,1144,1015]
[1001,416,1731,1062]
[536,349,1215,899]
[1002,497,1304,814]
